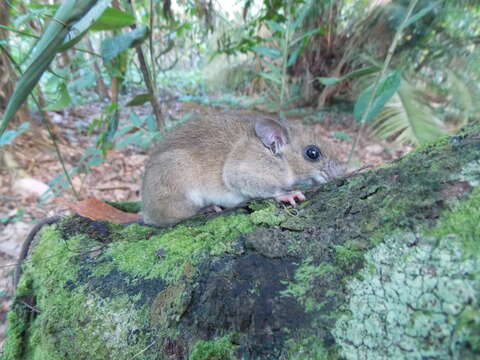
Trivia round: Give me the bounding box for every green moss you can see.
[189,335,236,360]
[16,226,84,297]
[1,305,29,360]
[106,200,142,213]
[281,259,338,313]
[5,223,158,360]
[333,241,364,272]
[250,202,286,226]
[106,213,255,282]
[429,187,480,258]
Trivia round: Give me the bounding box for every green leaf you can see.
[129,112,146,127]
[252,45,281,59]
[447,70,474,116]
[29,4,59,10]
[287,45,302,67]
[0,123,30,146]
[263,61,282,75]
[64,0,112,44]
[87,155,105,167]
[291,0,312,31]
[126,93,152,107]
[402,3,438,29]
[43,83,72,111]
[101,25,149,63]
[0,25,37,40]
[0,0,101,137]
[372,80,446,145]
[117,130,144,148]
[113,124,136,140]
[58,0,112,51]
[354,71,402,123]
[70,70,96,90]
[317,77,342,86]
[266,20,284,33]
[90,7,135,31]
[146,114,157,132]
[259,72,282,84]
[289,28,324,47]
[317,66,380,86]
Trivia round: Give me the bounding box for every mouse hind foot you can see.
[143,196,201,227]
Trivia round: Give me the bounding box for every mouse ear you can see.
[255,118,289,155]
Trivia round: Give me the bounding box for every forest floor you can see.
[0,100,412,346]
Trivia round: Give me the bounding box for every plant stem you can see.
[126,0,164,133]
[347,0,419,165]
[280,0,292,110]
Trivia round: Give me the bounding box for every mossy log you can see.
[3,126,480,360]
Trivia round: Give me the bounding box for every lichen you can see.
[452,159,480,187]
[334,233,479,359]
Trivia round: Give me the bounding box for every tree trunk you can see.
[4,124,480,360]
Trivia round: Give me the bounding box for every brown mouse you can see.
[141,114,344,227]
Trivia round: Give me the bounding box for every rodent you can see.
[142,114,344,227]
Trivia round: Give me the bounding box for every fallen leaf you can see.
[55,198,140,223]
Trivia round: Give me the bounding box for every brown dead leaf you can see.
[54,198,140,223]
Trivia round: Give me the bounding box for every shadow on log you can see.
[3,125,480,359]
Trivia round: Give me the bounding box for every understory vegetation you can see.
[1,0,479,158]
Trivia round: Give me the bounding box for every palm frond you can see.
[372,79,446,145]
[447,69,476,114]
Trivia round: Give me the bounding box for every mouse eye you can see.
[304,145,322,161]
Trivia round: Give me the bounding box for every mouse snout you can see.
[326,160,346,179]
[311,160,345,184]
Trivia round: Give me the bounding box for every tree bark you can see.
[4,124,480,360]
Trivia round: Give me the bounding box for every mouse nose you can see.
[312,160,345,184]
[327,160,346,178]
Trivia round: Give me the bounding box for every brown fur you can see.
[142,113,343,227]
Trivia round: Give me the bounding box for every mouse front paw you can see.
[274,191,306,206]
